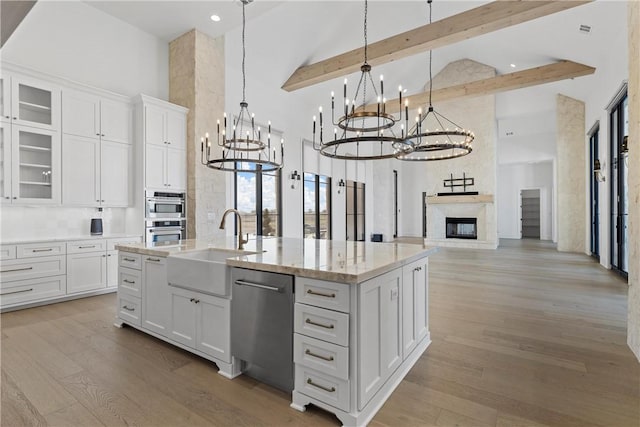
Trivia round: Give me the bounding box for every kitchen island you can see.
[115,237,437,427]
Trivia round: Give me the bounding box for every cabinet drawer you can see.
[0,245,16,261]
[119,252,142,270]
[296,277,350,313]
[16,242,66,258]
[295,365,350,412]
[107,237,141,251]
[67,239,106,254]
[295,303,349,346]
[118,294,141,326]
[294,333,349,380]
[0,275,66,307]
[118,267,141,297]
[0,256,66,284]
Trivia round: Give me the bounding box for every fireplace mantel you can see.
[426,194,494,204]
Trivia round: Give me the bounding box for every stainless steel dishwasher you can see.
[231,267,294,392]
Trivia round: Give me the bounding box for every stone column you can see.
[556,94,586,253]
[169,30,226,239]
[627,0,640,362]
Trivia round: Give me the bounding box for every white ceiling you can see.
[84,0,628,141]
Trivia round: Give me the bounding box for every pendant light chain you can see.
[241,1,246,103]
[428,0,433,108]
[363,0,368,64]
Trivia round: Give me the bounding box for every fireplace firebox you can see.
[446,217,477,239]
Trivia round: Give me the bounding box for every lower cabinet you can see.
[357,267,403,410]
[141,255,169,336]
[168,286,231,362]
[66,251,107,294]
[402,257,429,358]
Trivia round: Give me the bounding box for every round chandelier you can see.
[311,0,414,160]
[397,0,474,162]
[201,0,283,173]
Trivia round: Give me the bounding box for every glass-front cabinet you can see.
[10,76,60,131]
[0,73,10,123]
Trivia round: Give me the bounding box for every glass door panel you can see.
[0,122,11,202]
[14,127,56,201]
[11,77,59,131]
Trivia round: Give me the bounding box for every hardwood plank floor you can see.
[1,239,638,426]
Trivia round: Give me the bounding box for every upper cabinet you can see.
[62,89,132,145]
[137,95,188,192]
[1,73,61,131]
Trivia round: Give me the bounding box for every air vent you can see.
[506,131,514,137]
[579,24,592,35]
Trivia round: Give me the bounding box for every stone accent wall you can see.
[556,94,586,253]
[627,0,640,362]
[169,30,226,240]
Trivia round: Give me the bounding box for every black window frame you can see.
[233,162,282,237]
[303,172,332,240]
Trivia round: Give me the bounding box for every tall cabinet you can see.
[136,95,187,193]
[0,72,61,205]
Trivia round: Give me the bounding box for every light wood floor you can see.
[2,239,638,426]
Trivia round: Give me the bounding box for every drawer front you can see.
[67,239,107,254]
[119,252,142,270]
[118,267,141,297]
[118,294,141,326]
[295,365,350,412]
[294,333,349,380]
[0,245,16,261]
[296,277,350,313]
[0,275,66,307]
[107,237,142,251]
[16,242,66,258]
[0,256,66,284]
[294,303,349,346]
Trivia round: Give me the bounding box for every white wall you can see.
[2,1,169,99]
[497,162,554,240]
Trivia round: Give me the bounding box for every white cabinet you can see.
[142,255,170,336]
[357,268,402,410]
[62,90,131,145]
[1,123,61,205]
[3,74,60,131]
[1,74,11,124]
[402,258,429,358]
[66,251,107,294]
[138,96,187,192]
[61,90,131,208]
[168,286,231,362]
[106,251,118,288]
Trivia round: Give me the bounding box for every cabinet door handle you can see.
[306,289,336,298]
[79,245,95,249]
[305,318,334,329]
[123,257,136,262]
[96,133,100,136]
[12,197,17,199]
[12,117,17,120]
[0,288,33,296]
[146,257,161,262]
[4,115,9,119]
[101,134,105,137]
[4,197,9,199]
[306,378,335,393]
[305,349,334,362]
[122,305,135,312]
[32,248,53,252]
[123,279,136,284]
[0,266,33,273]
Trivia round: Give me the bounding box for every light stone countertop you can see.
[1,234,142,245]
[116,237,439,284]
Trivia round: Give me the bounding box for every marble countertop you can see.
[2,234,142,245]
[116,237,439,284]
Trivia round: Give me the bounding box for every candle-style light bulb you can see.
[380,74,384,97]
[313,115,316,134]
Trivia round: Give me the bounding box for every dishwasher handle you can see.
[234,279,283,293]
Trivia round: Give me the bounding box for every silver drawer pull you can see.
[79,245,96,249]
[306,378,335,393]
[235,279,282,292]
[305,318,334,329]
[32,248,53,252]
[146,257,161,262]
[307,289,336,298]
[0,288,33,296]
[122,305,135,312]
[123,257,137,262]
[123,279,136,284]
[0,266,33,273]
[305,349,334,362]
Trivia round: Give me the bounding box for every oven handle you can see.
[148,227,185,234]
[147,198,184,204]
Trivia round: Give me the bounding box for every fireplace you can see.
[446,217,477,239]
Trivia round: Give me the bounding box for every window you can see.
[610,92,628,276]
[589,124,599,259]
[346,180,365,241]
[303,173,331,239]
[234,162,281,237]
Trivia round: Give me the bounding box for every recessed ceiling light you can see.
[510,63,516,68]
[210,14,221,22]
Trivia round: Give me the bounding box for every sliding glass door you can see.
[610,94,628,276]
[589,126,599,259]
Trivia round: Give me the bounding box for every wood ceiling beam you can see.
[362,60,595,114]
[282,0,592,92]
